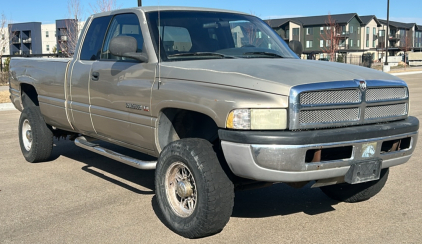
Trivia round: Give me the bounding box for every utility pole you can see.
[384,0,390,65]
[138,0,142,6]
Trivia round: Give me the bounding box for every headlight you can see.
[226,109,287,130]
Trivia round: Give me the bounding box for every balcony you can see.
[336,31,350,38]
[389,34,400,40]
[22,37,32,43]
[338,44,349,50]
[12,37,21,44]
[58,35,68,42]
[21,50,32,56]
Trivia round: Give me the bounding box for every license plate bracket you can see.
[344,159,382,184]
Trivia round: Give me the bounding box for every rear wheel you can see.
[18,93,53,162]
[155,138,234,238]
[320,168,389,203]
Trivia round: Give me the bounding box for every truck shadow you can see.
[50,139,155,195]
[231,183,339,218]
[51,139,338,217]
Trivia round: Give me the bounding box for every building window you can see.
[306,28,313,35]
[320,40,324,47]
[366,27,369,34]
[373,27,376,35]
[46,45,50,51]
[1,34,4,40]
[357,40,360,47]
[2,47,5,52]
[306,40,313,48]
[373,40,376,47]
[350,40,353,47]
[366,40,369,47]
[46,31,49,37]
[350,26,354,34]
[326,40,331,47]
[379,30,385,37]
[320,27,324,34]
[292,28,299,36]
[357,27,360,34]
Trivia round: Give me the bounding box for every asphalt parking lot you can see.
[1,74,421,243]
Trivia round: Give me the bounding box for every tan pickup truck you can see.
[9,7,419,238]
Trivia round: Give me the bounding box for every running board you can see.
[75,136,157,170]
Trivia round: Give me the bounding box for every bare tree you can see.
[90,0,119,14]
[320,14,341,62]
[59,0,83,57]
[0,13,15,72]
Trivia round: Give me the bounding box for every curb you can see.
[390,71,422,76]
[0,103,17,111]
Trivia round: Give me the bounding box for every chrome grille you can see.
[299,108,360,124]
[300,90,361,105]
[365,103,407,119]
[289,80,409,130]
[366,88,407,102]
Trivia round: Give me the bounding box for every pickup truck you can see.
[9,6,419,238]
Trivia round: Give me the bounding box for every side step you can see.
[74,136,157,170]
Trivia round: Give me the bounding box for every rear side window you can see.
[101,13,144,60]
[80,16,112,60]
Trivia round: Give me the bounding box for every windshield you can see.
[146,11,298,61]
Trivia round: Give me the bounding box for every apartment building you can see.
[267,14,421,61]
[268,13,364,60]
[41,23,56,54]
[359,15,382,60]
[9,22,43,56]
[378,19,422,56]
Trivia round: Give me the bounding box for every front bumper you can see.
[219,117,419,183]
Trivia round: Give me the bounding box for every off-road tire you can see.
[18,93,53,162]
[320,168,389,203]
[155,138,234,238]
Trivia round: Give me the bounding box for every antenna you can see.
[137,0,142,6]
[158,0,161,85]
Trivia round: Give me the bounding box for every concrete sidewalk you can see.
[0,86,9,91]
[391,71,422,76]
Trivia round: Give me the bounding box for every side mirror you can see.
[109,36,148,62]
[289,40,303,57]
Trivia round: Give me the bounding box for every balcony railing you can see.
[22,37,32,43]
[58,35,68,41]
[22,51,32,56]
[336,31,350,38]
[338,44,349,49]
[12,37,21,44]
[388,34,401,40]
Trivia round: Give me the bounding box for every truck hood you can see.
[159,58,402,95]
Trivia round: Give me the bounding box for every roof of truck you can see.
[91,6,250,18]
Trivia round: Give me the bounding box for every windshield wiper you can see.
[168,52,236,59]
[243,52,284,58]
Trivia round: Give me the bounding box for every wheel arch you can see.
[20,83,39,108]
[156,108,222,153]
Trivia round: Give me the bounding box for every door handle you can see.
[91,72,99,81]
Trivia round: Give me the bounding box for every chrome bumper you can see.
[221,132,418,182]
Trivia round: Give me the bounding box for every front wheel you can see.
[320,168,389,203]
[155,139,234,238]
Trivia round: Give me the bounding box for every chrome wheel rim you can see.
[165,162,197,217]
[22,119,33,151]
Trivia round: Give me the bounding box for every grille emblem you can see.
[357,80,367,91]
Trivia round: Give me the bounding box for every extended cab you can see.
[9,7,419,238]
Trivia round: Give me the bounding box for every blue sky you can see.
[2,0,422,25]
